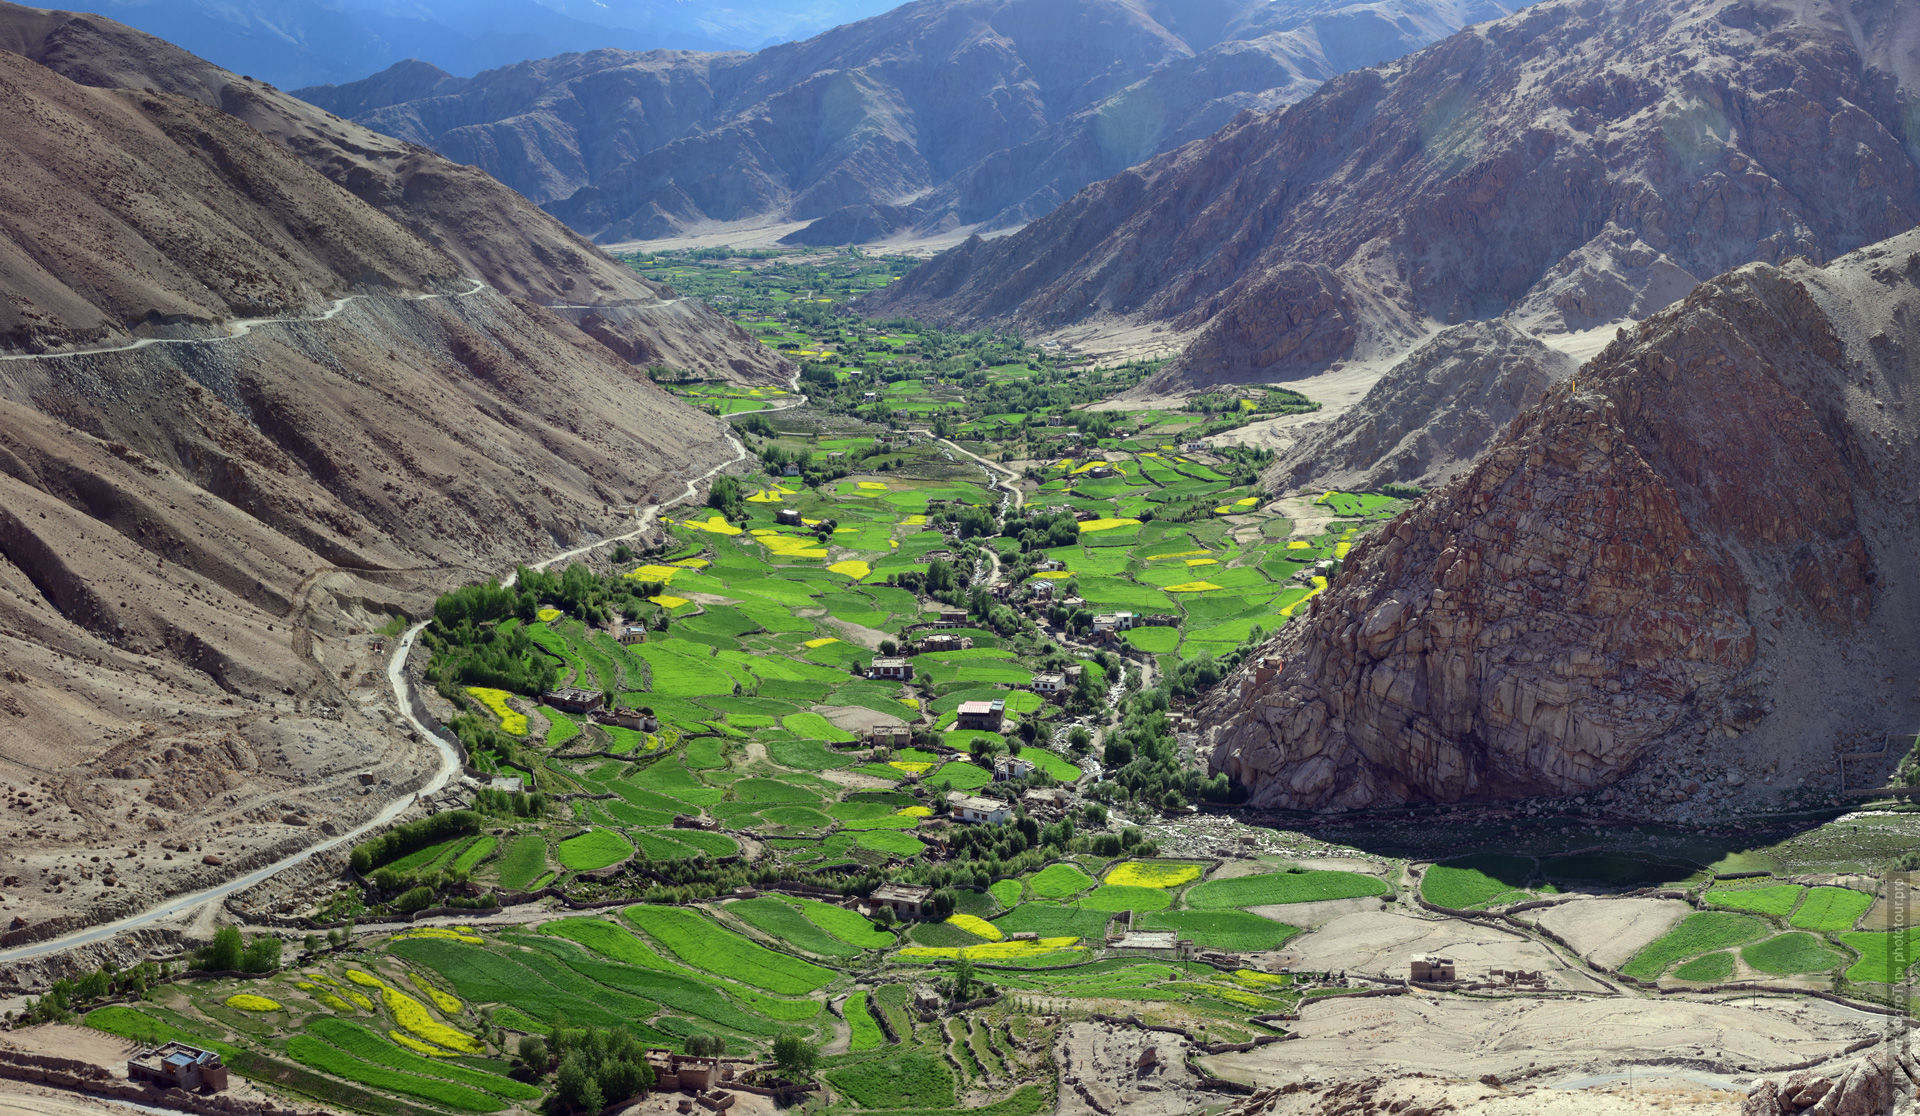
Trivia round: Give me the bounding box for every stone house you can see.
[776,507,803,526]
[543,687,605,714]
[947,792,1010,825]
[869,656,911,681]
[871,882,933,919]
[954,699,1005,731]
[128,1043,228,1092]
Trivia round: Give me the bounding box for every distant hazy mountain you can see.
[871,0,1920,391]
[54,0,907,88]
[299,0,1525,244]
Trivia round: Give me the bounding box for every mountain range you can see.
[55,0,907,89]
[0,3,778,940]
[871,0,1920,409]
[298,0,1527,245]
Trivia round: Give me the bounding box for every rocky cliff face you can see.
[1203,231,1920,813]
[298,0,1522,244]
[0,9,774,935]
[871,0,1920,393]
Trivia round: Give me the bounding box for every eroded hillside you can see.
[1202,231,1920,814]
[0,9,777,943]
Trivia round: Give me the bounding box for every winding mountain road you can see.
[0,280,490,364]
[0,356,800,964]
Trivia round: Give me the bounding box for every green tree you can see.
[202,926,244,972]
[241,935,282,973]
[771,1030,819,1080]
[517,1035,548,1070]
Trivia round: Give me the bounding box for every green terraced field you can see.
[1622,912,1769,980]
[556,828,633,871]
[1704,883,1804,918]
[1741,932,1846,975]
[624,905,836,995]
[1186,870,1390,909]
[1790,886,1874,931]
[1419,854,1534,909]
[1139,910,1299,951]
[1028,863,1094,898]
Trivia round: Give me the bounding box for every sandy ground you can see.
[0,1081,150,1115]
[1532,897,1691,971]
[817,705,906,733]
[1055,1020,1201,1116]
[1208,992,1882,1089]
[616,1088,780,1116]
[0,1024,139,1067]
[1273,910,1578,987]
[1242,1075,1747,1115]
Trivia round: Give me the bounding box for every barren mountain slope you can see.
[1201,230,1920,815]
[0,2,790,384]
[299,0,1521,245]
[1270,320,1577,492]
[870,0,1920,392]
[0,31,752,945]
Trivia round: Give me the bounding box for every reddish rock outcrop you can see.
[1203,234,1920,811]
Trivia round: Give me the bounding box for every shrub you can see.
[352,812,483,874]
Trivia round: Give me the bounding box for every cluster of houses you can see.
[1088,611,1178,642]
[540,687,659,732]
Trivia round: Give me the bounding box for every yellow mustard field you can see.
[466,687,527,735]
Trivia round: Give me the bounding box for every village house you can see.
[1411,955,1457,982]
[868,656,911,681]
[993,755,1034,782]
[542,687,605,715]
[947,792,1011,825]
[1183,440,1207,452]
[1027,579,1056,599]
[1030,672,1066,696]
[871,882,933,919]
[955,699,1005,731]
[865,726,913,749]
[1083,465,1117,479]
[618,624,648,645]
[644,1049,725,1093]
[776,507,804,527]
[598,707,659,732]
[1141,613,1180,627]
[932,607,970,628]
[128,1043,228,1093]
[914,633,974,654]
